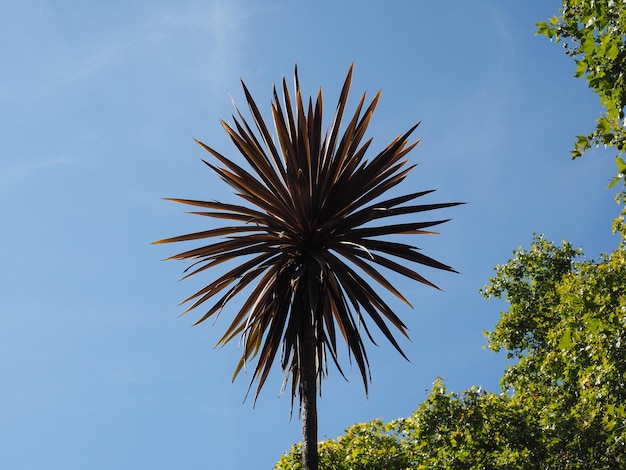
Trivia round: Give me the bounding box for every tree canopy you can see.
[483,235,626,468]
[275,380,545,470]
[536,0,626,187]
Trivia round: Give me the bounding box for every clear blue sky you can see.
[1,1,621,469]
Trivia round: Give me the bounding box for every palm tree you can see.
[154,65,461,470]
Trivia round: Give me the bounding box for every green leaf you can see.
[581,35,596,55]
[536,21,552,37]
[608,157,625,187]
[598,116,612,134]
[536,21,547,33]
[606,41,620,60]
[559,327,573,349]
[586,317,601,333]
[608,174,623,188]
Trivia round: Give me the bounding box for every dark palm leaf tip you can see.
[154,64,462,404]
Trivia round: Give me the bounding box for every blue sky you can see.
[1,1,622,469]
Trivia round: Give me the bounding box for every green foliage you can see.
[275,380,544,470]
[483,235,626,468]
[536,1,626,186]
[481,235,582,362]
[275,418,413,470]
[402,381,543,470]
[613,190,626,240]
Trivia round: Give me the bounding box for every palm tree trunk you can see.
[300,311,318,470]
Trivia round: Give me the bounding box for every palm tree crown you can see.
[154,65,461,408]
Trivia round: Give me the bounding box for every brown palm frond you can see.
[154,64,462,409]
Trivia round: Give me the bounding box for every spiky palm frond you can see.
[154,65,461,407]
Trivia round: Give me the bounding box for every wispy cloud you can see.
[1,0,253,107]
[0,157,74,197]
[146,0,252,92]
